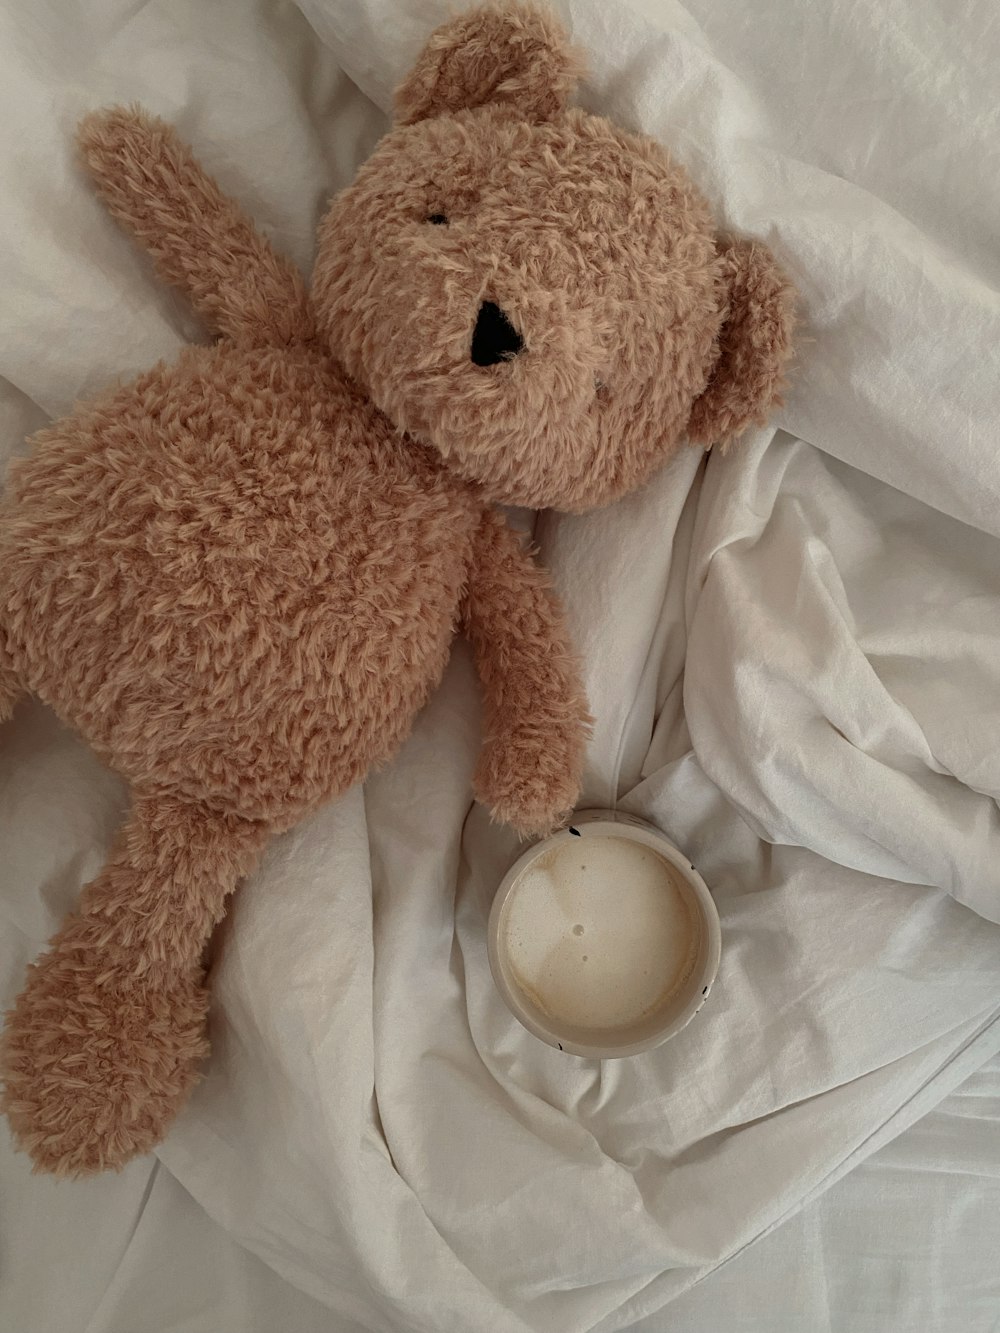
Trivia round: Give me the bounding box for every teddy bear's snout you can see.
[470,300,524,367]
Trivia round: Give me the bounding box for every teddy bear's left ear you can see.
[394,2,584,126]
[686,237,797,449]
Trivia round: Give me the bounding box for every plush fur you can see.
[2,797,267,1174]
[0,1,795,1175]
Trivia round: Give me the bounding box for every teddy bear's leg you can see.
[0,790,268,1176]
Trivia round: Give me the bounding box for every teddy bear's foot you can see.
[1,933,210,1175]
[0,790,268,1175]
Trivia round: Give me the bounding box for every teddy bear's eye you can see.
[426,213,448,225]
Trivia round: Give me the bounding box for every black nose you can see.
[471,301,524,367]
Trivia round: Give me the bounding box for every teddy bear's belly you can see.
[0,347,476,823]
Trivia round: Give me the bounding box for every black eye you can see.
[426,213,448,225]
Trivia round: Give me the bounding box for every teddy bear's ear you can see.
[394,2,584,126]
[686,237,797,449]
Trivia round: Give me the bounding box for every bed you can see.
[3,1,1000,1329]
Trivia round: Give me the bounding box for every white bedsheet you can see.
[3,1,1000,1330]
[4,1053,999,1332]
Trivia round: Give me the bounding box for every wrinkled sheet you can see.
[3,0,1000,1330]
[4,1052,999,1333]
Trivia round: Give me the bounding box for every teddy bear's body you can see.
[1,342,481,826]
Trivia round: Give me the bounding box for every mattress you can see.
[3,0,1000,1330]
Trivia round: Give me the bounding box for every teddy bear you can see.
[0,1,794,1176]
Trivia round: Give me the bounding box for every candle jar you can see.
[487,809,721,1058]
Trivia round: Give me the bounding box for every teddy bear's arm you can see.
[76,106,315,348]
[461,510,591,837]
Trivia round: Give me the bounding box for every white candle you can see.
[489,813,720,1057]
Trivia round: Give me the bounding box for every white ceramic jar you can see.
[488,809,721,1058]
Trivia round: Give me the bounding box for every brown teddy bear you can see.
[0,1,794,1175]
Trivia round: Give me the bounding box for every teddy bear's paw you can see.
[1,931,210,1176]
[475,741,583,840]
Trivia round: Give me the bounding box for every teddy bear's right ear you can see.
[686,237,797,449]
[394,2,583,126]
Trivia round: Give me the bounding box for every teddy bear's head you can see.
[312,2,795,512]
